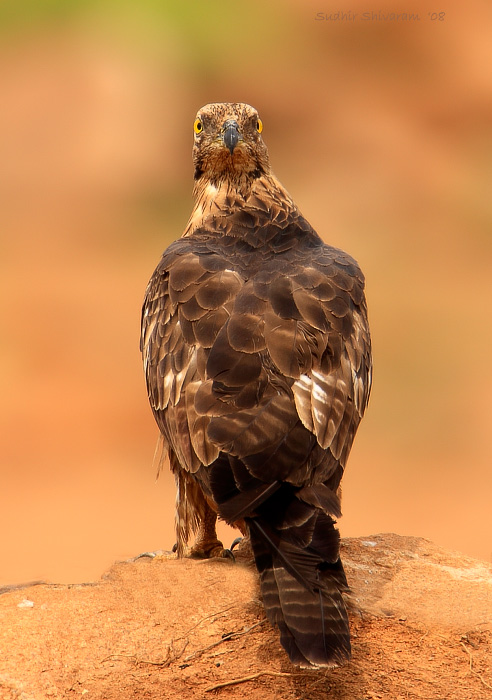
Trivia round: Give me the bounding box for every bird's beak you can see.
[222,119,240,155]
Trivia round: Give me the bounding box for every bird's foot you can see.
[189,539,235,561]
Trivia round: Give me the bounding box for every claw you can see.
[131,550,166,561]
[230,537,243,551]
[221,548,236,562]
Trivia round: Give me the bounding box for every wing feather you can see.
[142,232,371,484]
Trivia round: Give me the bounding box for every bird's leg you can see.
[190,502,230,559]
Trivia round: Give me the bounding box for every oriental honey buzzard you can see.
[141,102,372,668]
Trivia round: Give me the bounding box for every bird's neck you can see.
[183,172,299,238]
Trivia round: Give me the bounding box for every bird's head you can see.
[192,103,270,185]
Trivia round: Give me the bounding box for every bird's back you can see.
[141,102,372,668]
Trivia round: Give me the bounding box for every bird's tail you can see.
[208,456,350,667]
[246,490,351,668]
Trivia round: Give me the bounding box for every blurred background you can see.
[1,0,491,585]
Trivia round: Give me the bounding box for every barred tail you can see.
[247,505,350,668]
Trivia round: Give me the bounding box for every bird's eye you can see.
[193,119,203,134]
[256,119,263,134]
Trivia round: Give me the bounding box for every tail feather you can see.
[260,565,314,667]
[247,510,351,668]
[210,457,351,668]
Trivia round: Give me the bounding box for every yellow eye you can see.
[193,119,203,134]
[256,118,263,134]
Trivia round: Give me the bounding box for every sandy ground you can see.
[1,533,491,699]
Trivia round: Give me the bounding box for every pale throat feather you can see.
[184,172,299,238]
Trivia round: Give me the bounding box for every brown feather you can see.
[141,102,372,669]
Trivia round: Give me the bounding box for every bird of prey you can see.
[141,103,372,668]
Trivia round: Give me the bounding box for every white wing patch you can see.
[293,373,314,433]
[293,361,352,451]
